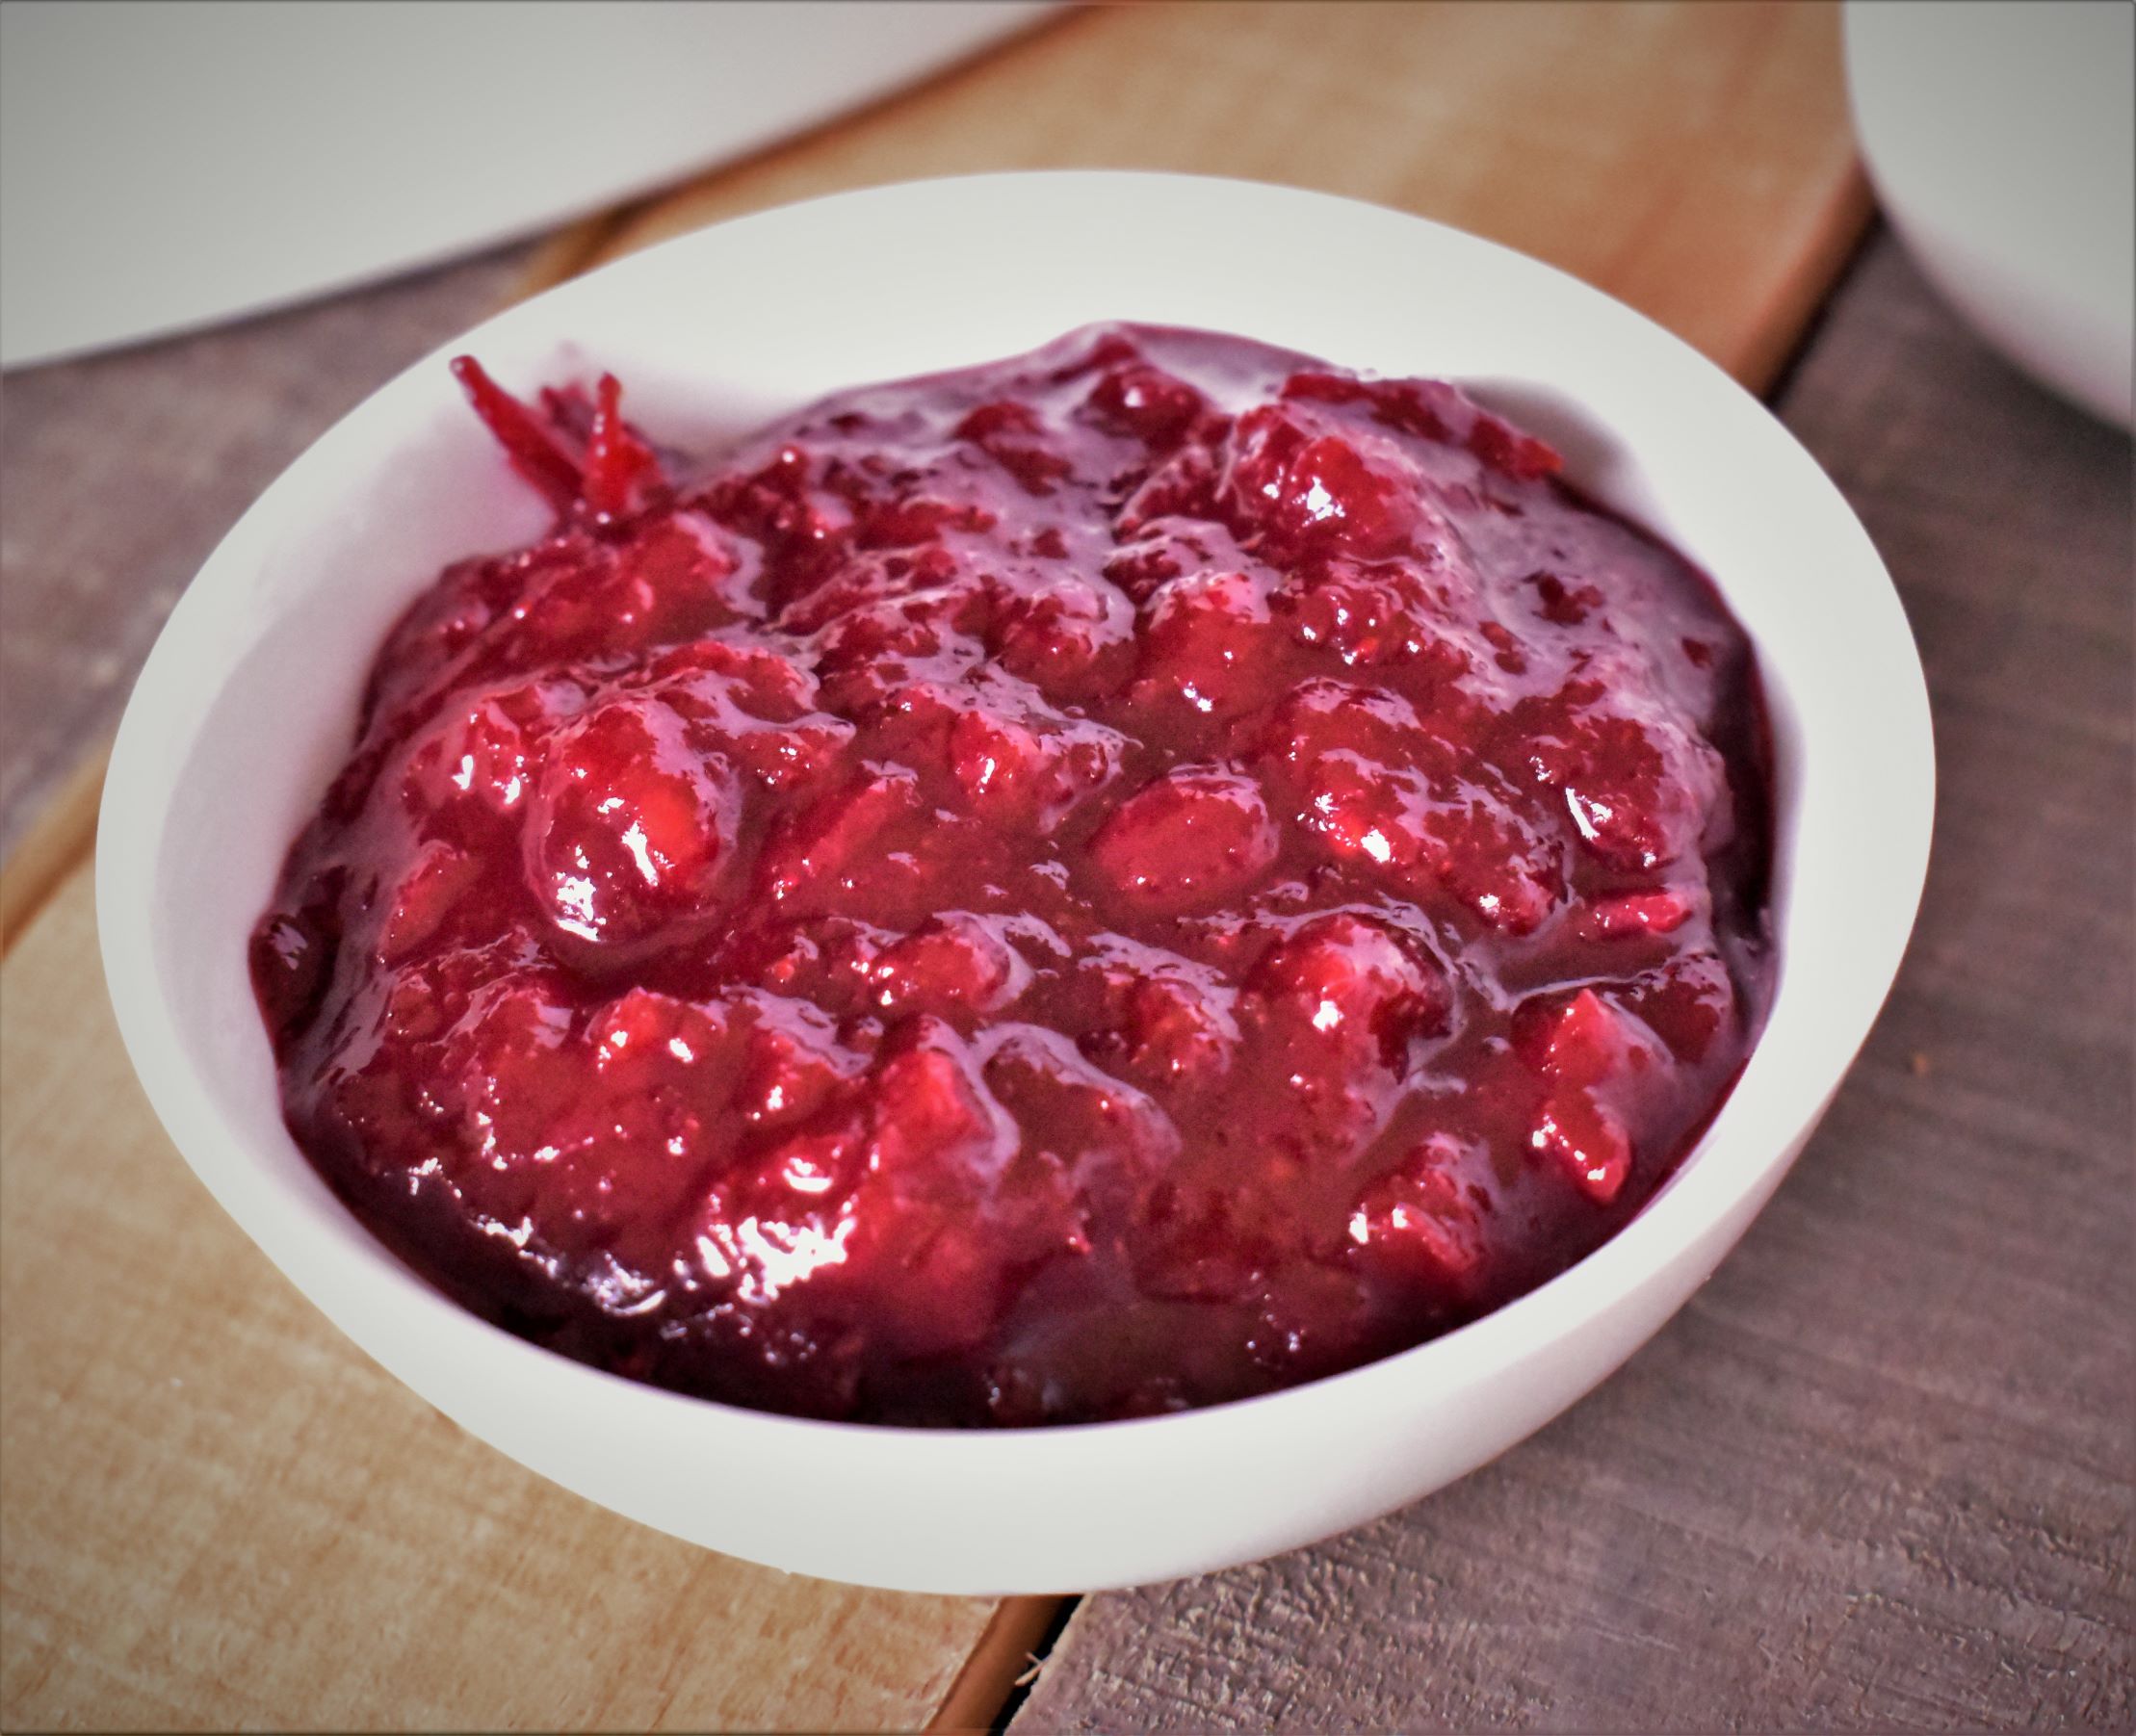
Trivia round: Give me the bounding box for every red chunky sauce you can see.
[251,325,1774,1427]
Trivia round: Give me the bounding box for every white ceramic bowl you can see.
[98,172,1933,1594]
[1845,0,2135,429]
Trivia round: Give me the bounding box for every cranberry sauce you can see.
[251,325,1775,1426]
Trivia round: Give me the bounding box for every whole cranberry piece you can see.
[1518,692,1724,874]
[1519,988,1669,1204]
[992,577,1134,698]
[1085,362,1207,446]
[1244,912,1452,1076]
[868,914,1029,1017]
[729,1001,861,1133]
[524,697,737,946]
[1224,408,1419,558]
[1134,568,1285,719]
[402,685,555,821]
[1111,972,1241,1087]
[1087,765,1280,914]
[1348,1137,1491,1301]
[755,766,923,914]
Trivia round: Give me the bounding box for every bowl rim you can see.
[94,168,1936,1468]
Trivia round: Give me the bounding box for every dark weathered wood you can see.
[1013,236,2135,1733]
[0,245,532,864]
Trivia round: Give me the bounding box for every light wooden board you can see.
[579,0,1868,393]
[0,3,1872,1728]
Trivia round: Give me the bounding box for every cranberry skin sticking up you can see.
[581,374,664,520]
[450,355,585,515]
[451,357,668,523]
[253,323,1774,1428]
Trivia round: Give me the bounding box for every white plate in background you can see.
[0,0,1052,368]
[1846,0,2135,428]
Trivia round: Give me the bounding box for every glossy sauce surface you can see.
[252,326,1774,1426]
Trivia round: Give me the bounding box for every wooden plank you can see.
[0,868,1002,1732]
[0,4,1878,1728]
[0,745,103,956]
[581,0,1869,392]
[929,1597,1063,1735]
[1013,236,2136,1732]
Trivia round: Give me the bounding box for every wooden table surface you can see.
[2,4,2129,1730]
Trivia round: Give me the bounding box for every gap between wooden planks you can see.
[0,4,1869,1729]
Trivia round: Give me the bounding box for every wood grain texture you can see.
[0,868,1001,1733]
[1011,237,2136,1733]
[0,746,102,955]
[587,1,1867,397]
[930,1597,1064,1734]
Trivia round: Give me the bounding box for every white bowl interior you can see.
[99,172,1932,1593]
